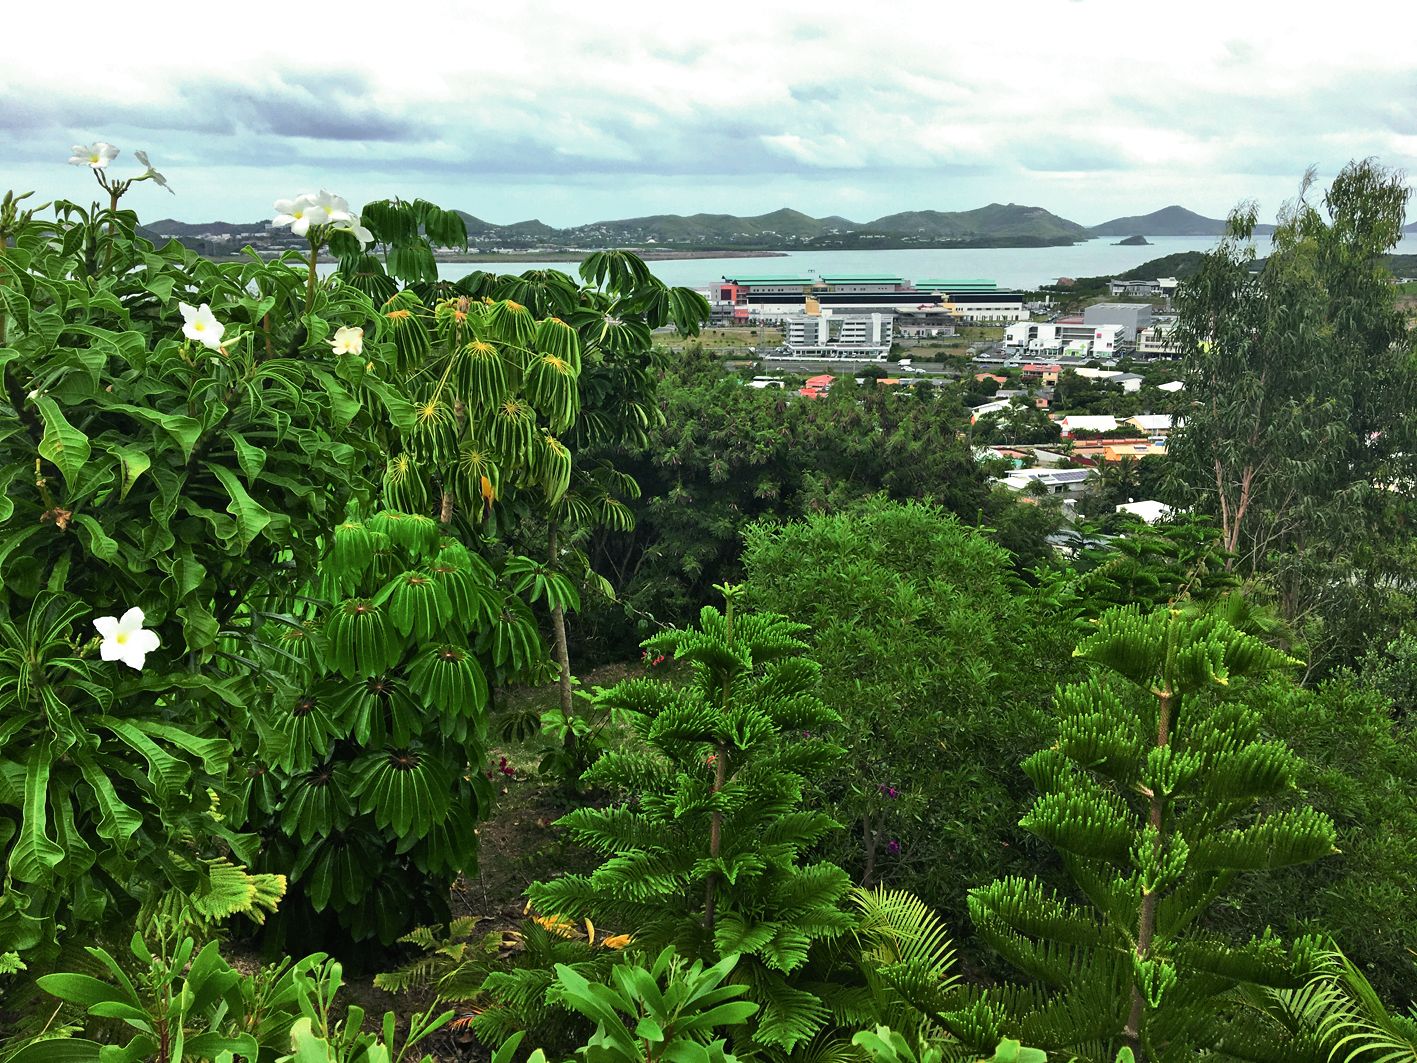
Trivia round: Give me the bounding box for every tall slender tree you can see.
[960,605,1338,1062]
[1167,160,1416,668]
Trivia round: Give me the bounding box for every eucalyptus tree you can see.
[1167,159,1417,668]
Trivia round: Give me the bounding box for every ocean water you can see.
[323,234,1417,293]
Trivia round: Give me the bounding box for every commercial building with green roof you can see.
[915,279,1000,292]
[720,274,816,286]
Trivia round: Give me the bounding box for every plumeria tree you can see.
[0,146,521,968]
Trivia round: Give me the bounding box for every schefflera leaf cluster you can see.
[243,509,543,948]
[378,288,583,527]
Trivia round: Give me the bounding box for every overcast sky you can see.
[5,0,1415,226]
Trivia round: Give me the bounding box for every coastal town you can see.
[700,267,1186,522]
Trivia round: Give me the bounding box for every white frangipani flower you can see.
[179,301,225,350]
[134,150,174,194]
[328,325,364,356]
[335,214,375,249]
[308,189,352,227]
[69,142,119,169]
[94,607,160,671]
[272,193,320,236]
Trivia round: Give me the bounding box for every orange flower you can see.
[601,934,633,950]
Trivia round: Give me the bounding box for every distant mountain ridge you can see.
[1089,205,1275,237]
[144,200,1404,253]
[454,202,1089,248]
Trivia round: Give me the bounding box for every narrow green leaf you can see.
[108,443,152,500]
[102,402,202,461]
[225,431,267,484]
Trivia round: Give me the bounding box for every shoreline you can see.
[203,239,1103,265]
[429,248,789,263]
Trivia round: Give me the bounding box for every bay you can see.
[320,234,1417,293]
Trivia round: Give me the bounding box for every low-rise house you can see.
[1070,437,1151,462]
[1111,373,1146,393]
[975,446,1029,467]
[1126,414,1179,437]
[969,399,1014,422]
[1102,441,1167,461]
[1156,380,1185,393]
[1020,363,1061,385]
[1058,414,1120,437]
[1073,368,1146,392]
[996,467,1097,496]
[1116,500,1174,523]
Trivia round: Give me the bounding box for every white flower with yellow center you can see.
[335,214,375,249]
[328,325,364,356]
[179,302,225,350]
[308,189,353,227]
[94,607,160,671]
[69,142,119,169]
[272,193,320,236]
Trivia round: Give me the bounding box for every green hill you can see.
[1090,205,1275,237]
[869,203,1089,241]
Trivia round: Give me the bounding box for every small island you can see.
[1115,234,1151,246]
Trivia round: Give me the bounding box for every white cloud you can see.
[4,0,1415,223]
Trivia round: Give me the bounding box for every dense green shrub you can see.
[240,517,542,950]
[580,351,1042,662]
[741,498,1078,950]
[1214,675,1417,1006]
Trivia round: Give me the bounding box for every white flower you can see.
[335,214,375,249]
[68,142,119,169]
[273,193,320,236]
[94,607,160,671]
[179,302,225,350]
[134,150,174,194]
[307,189,352,227]
[328,325,364,356]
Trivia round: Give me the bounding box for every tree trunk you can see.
[704,595,736,935]
[548,520,575,757]
[861,812,877,888]
[1124,688,1173,1061]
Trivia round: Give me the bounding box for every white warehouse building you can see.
[1004,321,1126,358]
